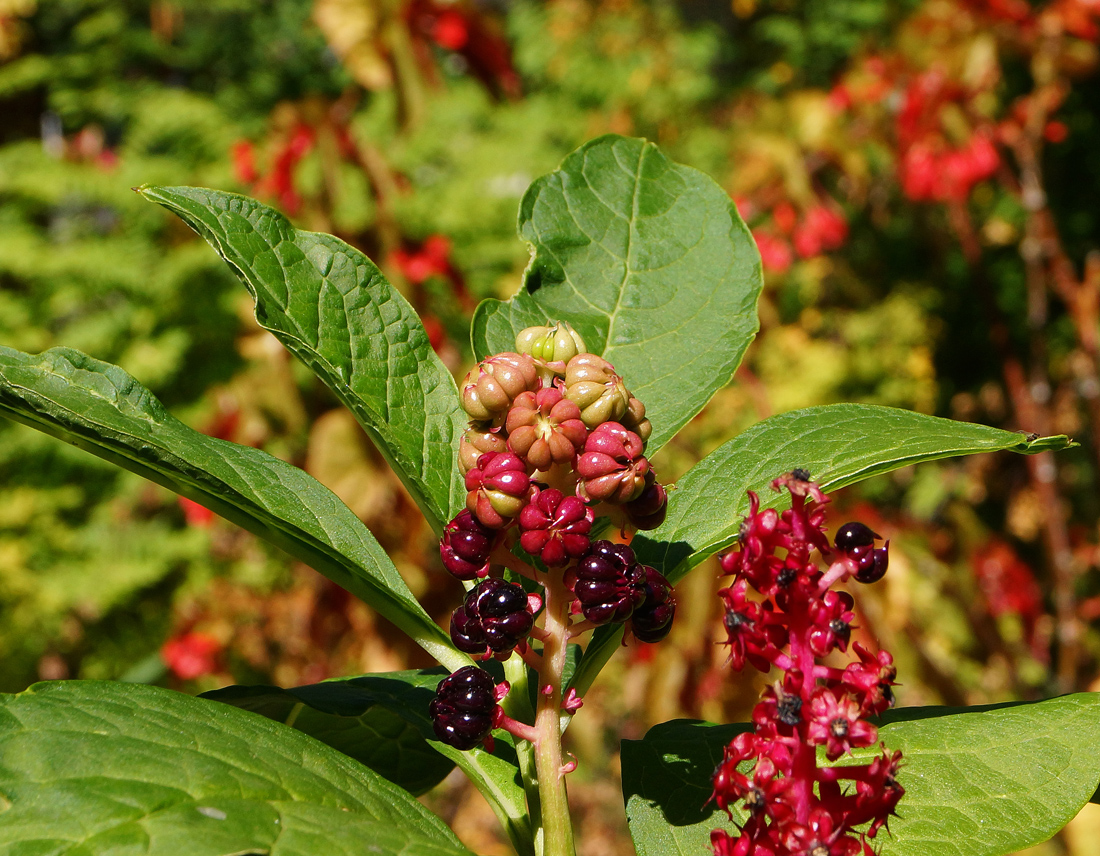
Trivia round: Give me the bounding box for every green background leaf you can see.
[621,694,1100,856]
[471,134,763,453]
[0,681,472,856]
[202,672,455,796]
[139,185,467,531]
[634,404,1072,583]
[207,669,535,856]
[0,345,466,670]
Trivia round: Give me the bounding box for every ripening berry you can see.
[440,510,497,580]
[429,666,498,750]
[461,352,540,423]
[629,567,676,643]
[450,578,536,658]
[568,540,647,624]
[518,487,593,567]
[576,421,650,504]
[621,395,652,444]
[505,387,587,471]
[465,451,532,529]
[458,427,508,476]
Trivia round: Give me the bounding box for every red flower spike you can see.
[711,478,902,856]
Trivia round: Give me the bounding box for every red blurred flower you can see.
[162,631,222,680]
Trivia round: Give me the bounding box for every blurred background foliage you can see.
[3,0,1100,852]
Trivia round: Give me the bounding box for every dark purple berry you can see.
[440,511,497,581]
[429,666,497,750]
[450,578,535,658]
[854,545,890,584]
[835,522,889,583]
[629,567,676,643]
[834,522,880,552]
[624,474,668,531]
[568,540,647,624]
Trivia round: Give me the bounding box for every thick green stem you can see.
[532,572,577,856]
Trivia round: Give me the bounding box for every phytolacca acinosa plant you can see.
[710,472,903,856]
[430,321,676,761]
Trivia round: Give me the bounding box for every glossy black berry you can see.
[835,522,889,584]
[834,522,879,552]
[629,567,676,643]
[450,578,535,658]
[440,510,497,580]
[569,540,647,624]
[429,666,497,750]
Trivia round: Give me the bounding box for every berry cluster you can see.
[430,322,677,751]
[710,472,903,856]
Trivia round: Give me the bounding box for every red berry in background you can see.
[628,567,676,643]
[431,9,470,50]
[450,578,536,658]
[178,496,214,528]
[567,540,647,624]
[752,230,793,274]
[440,510,497,580]
[518,488,593,567]
[161,631,221,680]
[429,666,498,750]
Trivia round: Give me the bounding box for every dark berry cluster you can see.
[429,666,505,750]
[430,323,678,752]
[710,473,903,856]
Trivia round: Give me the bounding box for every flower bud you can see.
[461,352,540,423]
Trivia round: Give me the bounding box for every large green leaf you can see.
[0,345,467,671]
[621,694,1100,856]
[0,681,473,856]
[634,404,1072,582]
[202,672,455,796]
[471,134,763,453]
[207,670,535,856]
[139,185,467,531]
[570,405,1071,697]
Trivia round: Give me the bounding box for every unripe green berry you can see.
[515,322,587,362]
[563,354,631,428]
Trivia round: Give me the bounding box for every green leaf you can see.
[0,681,473,856]
[621,694,1100,856]
[207,670,535,856]
[0,345,467,671]
[202,673,455,796]
[636,404,1073,584]
[471,134,763,453]
[571,405,1072,697]
[139,185,467,531]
